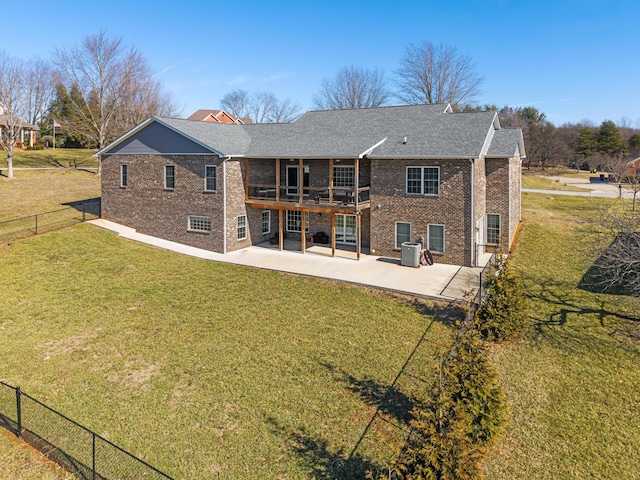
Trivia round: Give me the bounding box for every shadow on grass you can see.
[62,198,101,217]
[265,417,380,479]
[320,362,416,425]
[525,279,640,353]
[578,233,640,297]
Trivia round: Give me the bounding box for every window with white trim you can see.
[286,210,309,232]
[120,164,127,187]
[487,214,500,245]
[204,165,217,191]
[188,215,211,233]
[406,166,439,195]
[164,165,175,189]
[333,165,355,188]
[262,211,271,235]
[395,221,411,248]
[428,224,445,254]
[237,215,247,240]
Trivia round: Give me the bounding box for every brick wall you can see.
[101,154,227,252]
[369,159,473,266]
[485,156,522,251]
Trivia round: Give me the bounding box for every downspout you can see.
[470,158,475,267]
[222,156,231,254]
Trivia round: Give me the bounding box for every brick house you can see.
[187,109,252,124]
[96,104,525,267]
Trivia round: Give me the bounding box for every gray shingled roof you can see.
[102,104,523,160]
[486,128,525,157]
[159,117,252,155]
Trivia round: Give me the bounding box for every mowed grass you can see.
[2,148,99,169]
[521,175,591,192]
[0,224,452,479]
[0,149,100,222]
[0,430,68,480]
[483,193,640,479]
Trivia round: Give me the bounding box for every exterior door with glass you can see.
[335,214,356,244]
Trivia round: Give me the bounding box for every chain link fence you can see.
[0,198,101,243]
[0,381,173,480]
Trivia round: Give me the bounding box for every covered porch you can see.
[244,156,371,260]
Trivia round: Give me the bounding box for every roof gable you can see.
[98,118,219,156]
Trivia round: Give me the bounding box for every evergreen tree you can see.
[475,260,529,341]
[576,126,596,159]
[392,325,507,479]
[597,120,628,157]
[628,133,640,158]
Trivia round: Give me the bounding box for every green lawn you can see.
[2,169,639,479]
[0,150,100,222]
[0,224,454,479]
[2,148,98,169]
[483,193,640,479]
[0,430,67,480]
[521,175,591,192]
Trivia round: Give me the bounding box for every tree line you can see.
[2,30,638,181]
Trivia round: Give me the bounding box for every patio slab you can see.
[89,219,485,302]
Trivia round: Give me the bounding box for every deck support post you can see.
[331,213,336,257]
[278,209,283,251]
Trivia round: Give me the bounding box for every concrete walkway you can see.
[89,219,488,302]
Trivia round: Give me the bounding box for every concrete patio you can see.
[89,219,491,302]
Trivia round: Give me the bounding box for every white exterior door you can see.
[476,217,485,256]
[336,214,356,244]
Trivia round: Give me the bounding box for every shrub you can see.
[391,324,507,479]
[475,260,529,341]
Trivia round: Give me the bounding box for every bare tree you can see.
[312,65,391,110]
[583,201,640,296]
[220,89,301,123]
[269,96,301,123]
[395,41,484,106]
[54,31,175,171]
[0,52,31,179]
[25,59,57,127]
[220,89,251,120]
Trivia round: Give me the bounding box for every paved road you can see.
[524,175,637,199]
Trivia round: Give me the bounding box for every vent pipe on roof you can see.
[403,137,407,144]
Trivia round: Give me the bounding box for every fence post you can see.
[35,215,38,235]
[15,386,21,438]
[92,432,96,480]
[82,201,86,222]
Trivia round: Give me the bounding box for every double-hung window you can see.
[120,164,128,187]
[406,166,440,195]
[188,215,212,233]
[204,165,217,191]
[262,211,271,235]
[487,214,500,245]
[395,222,411,248]
[428,224,445,254]
[237,215,247,240]
[286,211,309,233]
[164,165,175,190]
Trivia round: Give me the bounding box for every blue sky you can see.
[5,0,639,126]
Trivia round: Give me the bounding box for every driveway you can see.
[524,175,637,199]
[89,219,488,303]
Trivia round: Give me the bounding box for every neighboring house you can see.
[96,104,525,267]
[0,114,37,147]
[625,157,640,176]
[187,109,252,125]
